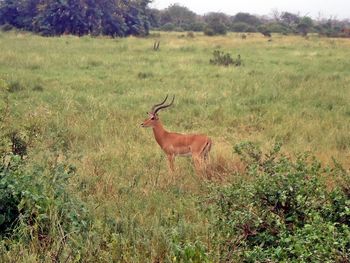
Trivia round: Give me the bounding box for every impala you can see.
[141,95,212,173]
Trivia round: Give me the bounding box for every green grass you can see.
[0,30,349,261]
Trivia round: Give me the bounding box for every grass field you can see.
[0,31,349,261]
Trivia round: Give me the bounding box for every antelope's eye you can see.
[151,116,155,120]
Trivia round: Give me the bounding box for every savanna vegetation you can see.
[0,0,151,36]
[0,30,349,262]
[1,0,350,38]
[151,5,350,37]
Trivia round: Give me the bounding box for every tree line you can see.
[0,1,349,37]
[0,0,151,36]
[150,4,350,37]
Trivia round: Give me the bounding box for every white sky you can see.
[150,0,350,20]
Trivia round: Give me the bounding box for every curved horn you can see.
[151,95,168,112]
[154,95,175,114]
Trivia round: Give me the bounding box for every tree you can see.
[0,0,152,37]
[257,24,271,37]
[232,12,261,27]
[265,22,290,34]
[279,12,300,33]
[281,12,300,27]
[148,8,161,28]
[204,12,231,27]
[121,0,151,36]
[159,4,197,31]
[203,12,229,35]
[231,22,256,32]
[0,0,21,27]
[297,16,313,36]
[315,18,345,37]
[33,0,88,36]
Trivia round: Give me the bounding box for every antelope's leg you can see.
[202,139,212,162]
[167,154,175,172]
[192,155,203,174]
[202,150,210,171]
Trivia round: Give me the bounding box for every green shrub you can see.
[210,50,242,67]
[204,20,227,36]
[0,154,90,249]
[173,240,208,262]
[7,81,24,93]
[206,142,350,262]
[32,84,44,92]
[138,72,154,79]
[203,26,215,36]
[0,24,13,32]
[9,131,27,158]
[187,31,195,38]
[161,23,176,31]
[257,25,272,37]
[231,22,257,32]
[265,22,292,35]
[188,22,205,32]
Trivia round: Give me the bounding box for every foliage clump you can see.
[203,22,227,36]
[7,80,24,93]
[210,50,242,67]
[206,142,350,262]
[0,84,91,261]
[0,0,151,37]
[0,155,89,236]
[203,13,229,36]
[187,31,195,38]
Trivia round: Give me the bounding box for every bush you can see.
[0,155,88,236]
[210,50,242,67]
[0,87,95,261]
[0,154,90,251]
[206,142,350,262]
[0,81,90,243]
[187,31,195,38]
[138,72,154,79]
[203,21,227,36]
[0,1,150,37]
[9,131,27,158]
[257,25,272,37]
[0,24,13,32]
[161,22,176,31]
[187,22,205,32]
[265,22,292,35]
[32,84,44,92]
[7,80,24,93]
[203,26,215,36]
[231,22,256,32]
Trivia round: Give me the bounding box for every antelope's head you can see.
[141,95,175,128]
